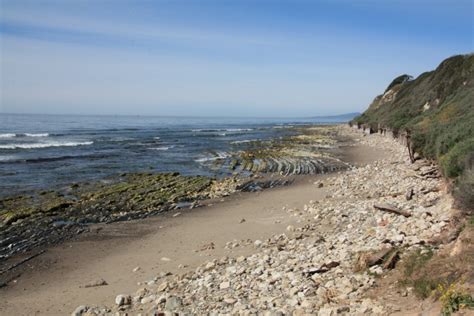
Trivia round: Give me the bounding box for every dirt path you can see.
[0,144,385,316]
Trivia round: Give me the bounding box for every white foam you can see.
[24,133,49,137]
[225,128,253,132]
[0,141,93,149]
[230,139,258,144]
[154,137,161,140]
[192,128,253,133]
[149,145,174,151]
[0,133,16,138]
[273,125,294,129]
[195,152,229,162]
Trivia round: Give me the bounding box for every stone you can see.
[141,295,156,304]
[318,307,335,316]
[133,266,141,272]
[254,240,263,248]
[71,305,89,316]
[115,294,131,306]
[157,294,167,304]
[224,297,237,304]
[286,225,295,232]
[161,257,171,262]
[165,296,183,311]
[288,298,299,306]
[220,281,230,289]
[204,261,216,271]
[83,278,108,288]
[157,282,168,292]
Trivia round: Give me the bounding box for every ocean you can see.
[0,114,344,197]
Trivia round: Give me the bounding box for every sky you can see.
[0,0,473,117]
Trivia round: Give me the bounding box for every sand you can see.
[0,144,386,315]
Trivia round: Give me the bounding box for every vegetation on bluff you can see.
[352,54,474,211]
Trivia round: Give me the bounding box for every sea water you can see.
[0,113,343,197]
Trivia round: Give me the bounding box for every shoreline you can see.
[0,124,353,266]
[0,126,388,315]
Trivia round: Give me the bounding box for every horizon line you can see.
[0,111,360,120]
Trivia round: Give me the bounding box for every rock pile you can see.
[77,126,454,315]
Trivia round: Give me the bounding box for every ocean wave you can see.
[154,137,161,140]
[149,145,174,151]
[273,125,294,129]
[191,128,253,133]
[23,133,49,137]
[195,152,229,162]
[0,133,16,138]
[230,139,258,144]
[0,133,50,138]
[0,153,115,164]
[226,128,253,132]
[0,141,93,149]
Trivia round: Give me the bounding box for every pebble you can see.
[115,294,131,306]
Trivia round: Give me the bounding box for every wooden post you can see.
[406,129,415,163]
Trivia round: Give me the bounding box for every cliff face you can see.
[353,54,474,210]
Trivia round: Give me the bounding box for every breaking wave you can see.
[0,141,93,149]
[0,133,50,138]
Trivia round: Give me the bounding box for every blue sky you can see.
[0,0,472,117]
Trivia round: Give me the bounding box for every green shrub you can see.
[352,54,474,207]
[454,156,474,212]
[413,277,441,299]
[403,247,433,277]
[439,283,474,316]
[440,139,474,178]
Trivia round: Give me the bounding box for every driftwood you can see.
[405,131,415,163]
[420,168,438,176]
[365,247,393,267]
[382,250,399,269]
[420,187,440,194]
[374,203,411,217]
[303,261,340,276]
[355,246,397,271]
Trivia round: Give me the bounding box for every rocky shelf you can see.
[200,126,351,176]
